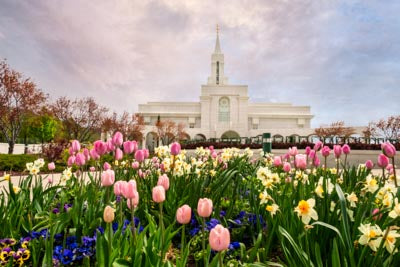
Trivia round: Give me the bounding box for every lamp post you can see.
[262,133,272,155]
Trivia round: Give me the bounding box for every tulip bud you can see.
[313,141,323,152]
[115,148,123,161]
[209,224,230,251]
[157,174,170,191]
[333,145,342,158]
[143,149,149,159]
[106,139,115,152]
[273,156,282,167]
[283,162,291,173]
[123,141,134,154]
[122,180,137,199]
[382,142,396,158]
[305,146,311,155]
[135,150,145,162]
[313,156,321,167]
[342,144,351,155]
[197,198,213,217]
[48,162,55,171]
[101,169,115,187]
[365,160,374,170]
[103,205,115,223]
[321,146,331,157]
[94,140,108,156]
[309,149,316,160]
[176,204,192,224]
[90,148,100,160]
[67,156,76,167]
[152,185,166,203]
[112,131,123,147]
[75,152,86,166]
[377,154,389,168]
[114,180,126,196]
[295,154,307,170]
[170,142,181,156]
[132,161,139,169]
[83,148,90,161]
[288,147,298,157]
[89,166,96,172]
[71,140,81,153]
[103,162,111,171]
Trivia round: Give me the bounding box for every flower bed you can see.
[0,135,399,266]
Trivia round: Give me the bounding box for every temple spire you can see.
[214,24,221,53]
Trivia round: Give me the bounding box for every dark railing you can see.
[181,135,399,150]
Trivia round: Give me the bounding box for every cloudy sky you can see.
[1,0,399,127]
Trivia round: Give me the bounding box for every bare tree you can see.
[362,122,377,138]
[374,115,400,140]
[154,119,186,145]
[51,96,108,142]
[314,121,356,143]
[102,112,145,141]
[0,60,47,153]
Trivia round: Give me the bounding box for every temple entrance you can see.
[221,131,240,139]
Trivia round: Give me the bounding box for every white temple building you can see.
[138,29,314,149]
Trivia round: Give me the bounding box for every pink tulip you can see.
[273,156,282,167]
[101,169,115,187]
[321,146,331,157]
[115,148,123,161]
[209,224,230,251]
[83,148,90,161]
[377,154,389,168]
[123,141,134,154]
[314,141,323,152]
[138,169,144,178]
[295,154,307,170]
[333,145,342,158]
[309,149,316,160]
[283,153,290,160]
[103,162,111,171]
[68,147,74,156]
[152,185,166,203]
[288,147,298,157]
[48,162,55,171]
[152,157,159,163]
[106,139,115,152]
[386,164,393,172]
[342,144,351,155]
[313,156,321,167]
[75,152,86,166]
[89,166,96,172]
[71,140,81,153]
[305,146,311,155]
[211,151,218,159]
[365,160,374,170]
[170,142,181,156]
[144,149,149,159]
[112,131,123,147]
[372,208,382,221]
[382,142,396,158]
[48,177,53,184]
[67,155,76,167]
[122,180,137,199]
[94,140,107,155]
[103,205,115,223]
[114,181,126,196]
[90,148,100,160]
[132,161,139,169]
[283,162,291,173]
[157,174,170,191]
[127,192,139,209]
[209,145,214,151]
[135,150,145,162]
[197,198,213,217]
[176,204,192,224]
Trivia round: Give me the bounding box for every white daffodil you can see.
[389,198,400,219]
[266,203,279,217]
[294,198,318,225]
[358,223,383,251]
[347,192,358,208]
[364,175,379,193]
[383,229,400,254]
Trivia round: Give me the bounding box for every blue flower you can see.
[60,249,74,265]
[229,241,240,250]
[206,218,220,231]
[189,227,200,236]
[219,210,226,217]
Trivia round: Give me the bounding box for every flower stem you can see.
[202,217,207,267]
[180,225,185,261]
[160,202,165,263]
[218,252,223,267]
[130,199,136,246]
[392,157,398,187]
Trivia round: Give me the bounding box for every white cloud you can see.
[0,0,399,127]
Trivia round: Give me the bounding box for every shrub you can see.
[0,154,38,172]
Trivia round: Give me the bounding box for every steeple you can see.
[214,24,222,53]
[207,25,228,85]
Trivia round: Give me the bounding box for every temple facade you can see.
[138,30,314,149]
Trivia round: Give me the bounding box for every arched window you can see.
[218,97,230,122]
